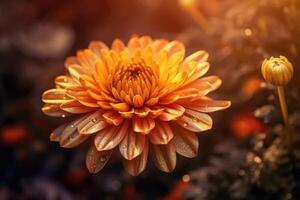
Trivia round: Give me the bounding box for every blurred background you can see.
[0,0,300,199]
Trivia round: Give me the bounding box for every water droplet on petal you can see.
[92,118,97,123]
[100,156,107,162]
[183,123,188,127]
[62,114,66,118]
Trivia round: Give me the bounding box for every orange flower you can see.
[42,36,230,175]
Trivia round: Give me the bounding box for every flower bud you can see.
[261,56,293,86]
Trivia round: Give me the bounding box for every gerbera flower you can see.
[42,36,230,175]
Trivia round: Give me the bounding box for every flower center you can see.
[111,59,159,106]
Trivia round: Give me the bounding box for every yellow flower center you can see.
[111,59,158,108]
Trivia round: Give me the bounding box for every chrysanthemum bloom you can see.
[42,36,230,175]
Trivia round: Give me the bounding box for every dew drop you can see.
[71,124,75,128]
[183,123,188,127]
[62,114,66,118]
[92,118,98,123]
[100,156,107,162]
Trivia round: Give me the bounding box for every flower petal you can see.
[176,109,212,132]
[183,50,208,64]
[59,117,89,148]
[110,102,130,112]
[111,39,125,52]
[94,121,129,151]
[77,49,98,71]
[181,97,231,113]
[49,124,67,142]
[198,76,222,91]
[159,81,211,104]
[158,104,185,121]
[86,144,112,174]
[60,100,95,114]
[67,64,85,81]
[171,124,199,158]
[163,41,185,57]
[151,142,176,172]
[185,61,210,84]
[55,75,81,90]
[42,104,70,117]
[119,128,145,160]
[103,110,124,126]
[149,121,173,144]
[77,110,108,135]
[42,89,70,104]
[123,140,149,176]
[132,116,155,133]
[88,41,109,57]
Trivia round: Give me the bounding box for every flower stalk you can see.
[277,86,293,150]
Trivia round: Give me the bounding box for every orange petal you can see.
[149,121,173,144]
[139,35,153,48]
[77,49,98,71]
[133,95,144,108]
[86,144,112,174]
[171,124,199,158]
[88,41,109,57]
[55,75,81,90]
[66,91,100,108]
[67,64,85,81]
[49,124,67,142]
[42,104,70,117]
[185,61,210,84]
[110,102,130,112]
[64,56,79,66]
[163,40,185,57]
[94,121,129,151]
[145,97,159,106]
[119,129,145,160]
[181,97,231,113]
[77,110,108,135]
[158,104,185,121]
[128,36,141,53]
[134,107,151,118]
[103,110,124,126]
[60,100,95,114]
[123,140,149,176]
[59,117,89,148]
[152,39,168,53]
[42,89,70,104]
[151,142,176,172]
[80,75,99,92]
[97,101,112,109]
[176,109,212,132]
[198,76,222,91]
[159,88,199,104]
[183,50,208,64]
[119,109,134,118]
[111,39,125,52]
[132,116,155,133]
